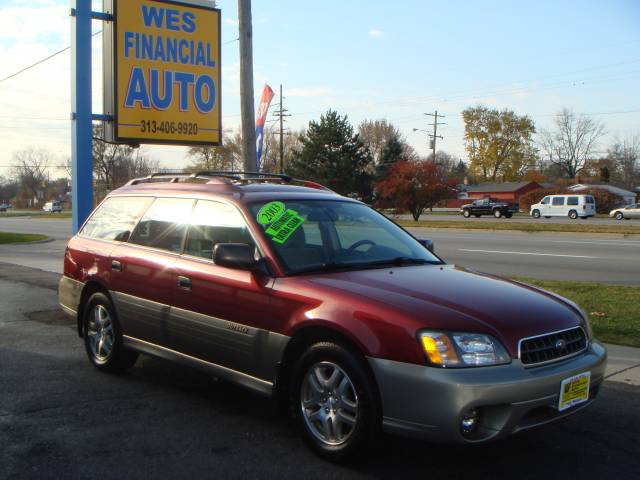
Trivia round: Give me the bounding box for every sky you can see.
[0,0,639,177]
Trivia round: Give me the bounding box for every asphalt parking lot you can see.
[1,263,639,480]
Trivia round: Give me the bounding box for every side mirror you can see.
[418,239,435,252]
[213,243,257,270]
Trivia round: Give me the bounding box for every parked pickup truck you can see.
[460,198,520,218]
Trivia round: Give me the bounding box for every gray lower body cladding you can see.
[368,341,607,443]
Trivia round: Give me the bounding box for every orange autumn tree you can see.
[376,160,454,221]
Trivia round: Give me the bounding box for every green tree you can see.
[463,105,536,181]
[288,110,375,201]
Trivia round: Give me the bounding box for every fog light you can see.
[461,409,479,436]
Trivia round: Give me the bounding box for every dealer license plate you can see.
[558,371,591,412]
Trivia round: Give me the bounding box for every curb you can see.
[0,236,53,245]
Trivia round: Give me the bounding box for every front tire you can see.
[462,209,471,218]
[290,342,380,461]
[615,212,624,220]
[83,292,138,372]
[532,210,541,219]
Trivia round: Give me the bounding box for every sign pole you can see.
[70,0,93,233]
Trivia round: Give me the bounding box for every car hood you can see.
[307,265,585,355]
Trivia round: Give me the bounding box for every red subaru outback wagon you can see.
[59,172,606,460]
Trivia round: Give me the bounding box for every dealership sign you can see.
[103,0,221,145]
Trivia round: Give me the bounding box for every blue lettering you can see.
[141,34,154,60]
[150,70,173,110]
[125,67,150,109]
[141,5,164,28]
[174,72,195,111]
[182,12,196,33]
[124,32,134,58]
[154,38,165,62]
[166,38,178,63]
[179,39,190,64]
[206,43,215,67]
[166,9,180,31]
[195,43,205,66]
[194,75,215,113]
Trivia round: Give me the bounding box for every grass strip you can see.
[0,232,48,244]
[513,277,640,348]
[397,219,640,235]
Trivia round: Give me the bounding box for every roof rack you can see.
[125,171,333,191]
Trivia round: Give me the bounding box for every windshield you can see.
[249,200,442,274]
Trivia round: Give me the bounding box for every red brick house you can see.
[443,181,542,208]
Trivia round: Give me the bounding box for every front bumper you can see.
[368,341,606,444]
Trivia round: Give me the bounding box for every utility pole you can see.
[425,110,445,161]
[272,84,291,173]
[238,0,257,171]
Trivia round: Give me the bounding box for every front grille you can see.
[519,327,587,366]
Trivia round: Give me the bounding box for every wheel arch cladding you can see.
[77,281,113,338]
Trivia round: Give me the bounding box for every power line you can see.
[0,31,103,86]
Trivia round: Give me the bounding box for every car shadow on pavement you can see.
[2,345,639,480]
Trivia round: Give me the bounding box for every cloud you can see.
[224,18,239,26]
[368,29,384,39]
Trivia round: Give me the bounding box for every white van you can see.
[530,194,595,219]
[43,201,62,213]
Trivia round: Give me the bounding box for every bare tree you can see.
[10,148,51,206]
[186,129,242,172]
[539,108,606,178]
[93,124,138,190]
[607,135,639,188]
[358,119,402,165]
[260,128,305,174]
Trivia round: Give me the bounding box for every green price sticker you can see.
[257,201,285,225]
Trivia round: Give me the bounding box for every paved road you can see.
[392,213,636,226]
[0,265,639,480]
[0,217,71,273]
[407,228,640,284]
[1,217,640,283]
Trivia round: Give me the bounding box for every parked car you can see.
[609,203,640,220]
[43,201,62,213]
[460,198,519,218]
[530,194,595,219]
[0,203,9,212]
[59,172,606,460]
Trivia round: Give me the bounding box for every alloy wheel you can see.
[300,361,359,446]
[87,305,115,362]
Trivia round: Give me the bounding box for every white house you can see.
[568,184,637,205]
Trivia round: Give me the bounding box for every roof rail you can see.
[124,171,333,192]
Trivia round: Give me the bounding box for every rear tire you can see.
[568,210,578,220]
[615,212,624,220]
[290,342,380,462]
[532,210,541,219]
[493,209,502,218]
[83,292,138,373]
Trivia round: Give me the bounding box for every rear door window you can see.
[552,197,565,206]
[81,196,152,242]
[184,200,255,260]
[567,196,579,206]
[129,198,194,253]
[586,196,595,204]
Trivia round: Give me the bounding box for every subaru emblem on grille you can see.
[555,339,567,351]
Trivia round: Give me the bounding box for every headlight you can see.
[420,331,511,368]
[577,307,594,340]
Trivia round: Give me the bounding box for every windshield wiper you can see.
[289,257,435,275]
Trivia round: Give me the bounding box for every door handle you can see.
[177,276,192,290]
[111,260,122,272]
